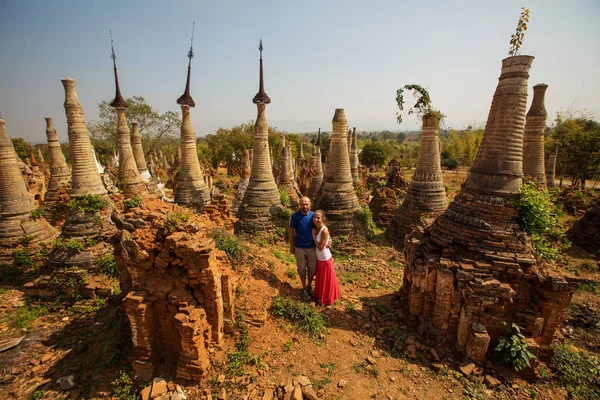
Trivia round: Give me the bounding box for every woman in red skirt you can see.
[311,210,340,306]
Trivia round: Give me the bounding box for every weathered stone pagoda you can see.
[387,113,447,246]
[235,40,284,234]
[349,127,361,189]
[315,109,361,235]
[308,129,323,201]
[130,122,151,182]
[110,35,146,197]
[523,83,548,187]
[546,142,559,189]
[43,117,71,208]
[278,139,301,208]
[232,149,251,214]
[48,78,117,268]
[0,118,57,263]
[400,56,579,365]
[568,202,600,253]
[173,34,211,211]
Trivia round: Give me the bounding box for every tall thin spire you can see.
[316,128,321,145]
[177,22,196,107]
[109,31,128,109]
[252,39,271,104]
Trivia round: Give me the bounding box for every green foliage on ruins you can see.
[162,211,191,236]
[68,194,109,214]
[10,137,30,161]
[517,179,569,262]
[495,322,537,372]
[359,142,387,168]
[30,206,45,221]
[52,237,85,254]
[88,96,181,166]
[97,254,119,279]
[209,228,247,263]
[122,196,143,210]
[550,113,600,188]
[552,343,600,399]
[509,7,530,56]
[279,188,291,208]
[271,296,327,337]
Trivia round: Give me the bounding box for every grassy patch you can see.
[273,250,295,265]
[578,280,599,293]
[162,212,190,235]
[286,267,298,280]
[338,271,360,284]
[579,260,599,273]
[271,296,327,337]
[210,229,247,263]
[552,343,600,399]
[8,303,49,332]
[225,311,266,376]
[123,196,143,209]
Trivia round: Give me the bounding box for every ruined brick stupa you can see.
[522,83,548,187]
[110,35,146,198]
[308,129,323,201]
[568,202,600,253]
[316,109,361,235]
[48,79,117,268]
[387,113,447,246]
[278,138,301,208]
[130,121,151,182]
[545,142,558,189]
[235,40,284,234]
[0,118,57,262]
[401,55,578,364]
[349,127,361,189]
[174,32,211,211]
[43,117,71,207]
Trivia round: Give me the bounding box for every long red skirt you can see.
[314,258,340,306]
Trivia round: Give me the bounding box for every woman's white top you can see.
[316,226,332,261]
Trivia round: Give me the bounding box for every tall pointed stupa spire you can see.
[109,30,128,109]
[177,22,196,107]
[252,40,271,104]
[235,40,283,234]
[109,32,145,197]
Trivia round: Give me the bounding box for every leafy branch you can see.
[509,7,530,56]
[395,84,443,124]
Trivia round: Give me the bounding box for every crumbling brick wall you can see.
[116,204,235,382]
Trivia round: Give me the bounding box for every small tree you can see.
[11,137,30,161]
[509,7,530,56]
[395,84,444,125]
[359,142,387,168]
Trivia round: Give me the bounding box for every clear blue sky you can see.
[0,0,598,143]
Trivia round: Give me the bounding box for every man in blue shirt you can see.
[289,196,317,300]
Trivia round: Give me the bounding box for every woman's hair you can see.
[314,209,326,220]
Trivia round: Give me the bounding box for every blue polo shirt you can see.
[290,210,315,248]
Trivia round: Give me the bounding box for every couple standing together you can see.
[288,196,340,305]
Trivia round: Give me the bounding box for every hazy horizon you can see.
[1,0,599,143]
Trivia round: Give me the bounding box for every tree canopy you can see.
[359,142,387,168]
[550,114,600,188]
[11,137,30,161]
[87,96,181,165]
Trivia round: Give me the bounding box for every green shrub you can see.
[271,296,327,337]
[286,268,298,280]
[18,234,34,247]
[441,156,459,170]
[279,189,291,208]
[357,206,376,234]
[52,238,84,254]
[580,260,598,273]
[123,196,143,209]
[578,280,599,293]
[111,370,140,400]
[279,208,292,220]
[30,206,45,221]
[552,343,600,399]
[209,229,246,262]
[98,254,119,279]
[162,212,190,235]
[517,179,569,262]
[13,249,35,269]
[494,322,536,372]
[69,194,109,214]
[213,180,230,195]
